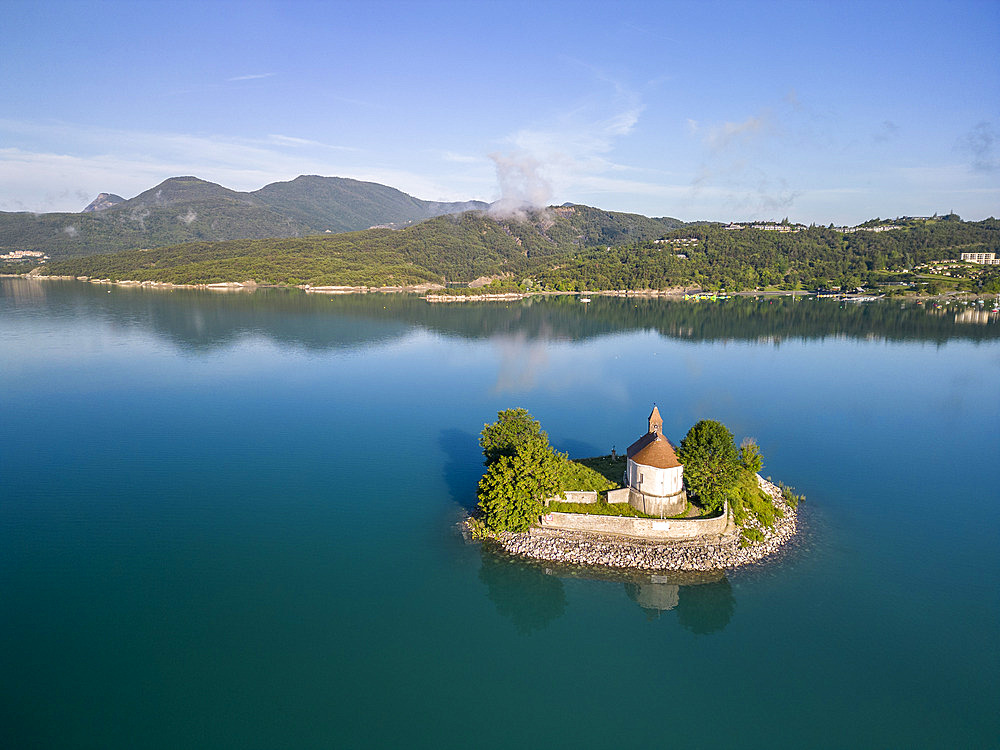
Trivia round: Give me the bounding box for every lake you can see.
[1,278,997,748]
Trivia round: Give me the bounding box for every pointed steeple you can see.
[648,405,663,435]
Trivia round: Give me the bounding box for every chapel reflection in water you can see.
[478,543,735,634]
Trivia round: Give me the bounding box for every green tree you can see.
[477,409,565,532]
[678,420,739,512]
[739,437,763,473]
[479,407,550,464]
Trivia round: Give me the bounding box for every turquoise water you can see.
[1,279,998,748]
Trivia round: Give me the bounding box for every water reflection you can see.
[2,278,995,355]
[478,546,567,634]
[478,544,735,633]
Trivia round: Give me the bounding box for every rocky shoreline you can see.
[467,476,798,572]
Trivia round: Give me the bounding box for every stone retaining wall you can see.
[606,488,630,504]
[627,488,687,517]
[479,477,798,572]
[539,505,729,541]
[547,490,599,504]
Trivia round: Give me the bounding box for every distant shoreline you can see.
[5,273,988,303]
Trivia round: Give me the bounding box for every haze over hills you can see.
[0,175,490,258]
[37,204,687,286]
[34,208,999,296]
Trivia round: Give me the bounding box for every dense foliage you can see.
[678,420,741,512]
[536,219,1000,292]
[677,422,782,538]
[477,409,565,533]
[739,438,763,473]
[36,206,683,285]
[32,210,1000,293]
[476,408,617,532]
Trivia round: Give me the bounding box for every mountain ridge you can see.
[0,175,492,257]
[82,193,125,213]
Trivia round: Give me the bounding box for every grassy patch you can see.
[740,528,765,547]
[573,455,626,487]
[729,468,780,529]
[559,458,618,492]
[546,500,656,518]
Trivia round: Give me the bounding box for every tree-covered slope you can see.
[37,205,688,285]
[35,207,997,293]
[538,217,1000,291]
[0,177,311,258]
[252,175,488,232]
[0,175,488,258]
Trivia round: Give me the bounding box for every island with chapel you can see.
[466,406,801,571]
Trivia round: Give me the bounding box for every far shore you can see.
[4,273,992,303]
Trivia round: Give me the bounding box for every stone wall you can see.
[606,488,631,504]
[538,505,729,541]
[628,488,687,518]
[542,490,600,505]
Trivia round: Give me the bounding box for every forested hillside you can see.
[31,208,1000,294]
[37,205,685,285]
[251,175,487,232]
[0,175,489,258]
[539,216,1000,291]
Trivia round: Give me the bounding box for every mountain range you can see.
[0,175,490,258]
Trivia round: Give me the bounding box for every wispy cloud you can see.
[228,73,275,82]
[703,112,773,153]
[488,72,646,215]
[0,119,467,212]
[266,133,359,151]
[958,121,998,173]
[873,120,900,144]
[688,103,806,219]
[439,150,484,165]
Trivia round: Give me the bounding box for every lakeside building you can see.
[960,252,999,265]
[620,406,688,517]
[0,250,48,261]
[724,223,804,232]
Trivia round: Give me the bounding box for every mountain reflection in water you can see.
[3,278,996,353]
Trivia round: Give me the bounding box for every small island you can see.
[465,407,802,571]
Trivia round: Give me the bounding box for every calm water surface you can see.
[1,279,998,748]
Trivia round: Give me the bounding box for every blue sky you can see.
[3,0,998,224]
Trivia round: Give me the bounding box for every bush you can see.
[739,437,763,473]
[778,481,804,509]
[729,468,780,529]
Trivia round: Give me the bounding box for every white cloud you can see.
[958,121,998,173]
[265,133,359,151]
[703,112,773,153]
[228,73,275,82]
[487,76,647,212]
[0,120,478,211]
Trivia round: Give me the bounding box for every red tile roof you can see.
[626,431,682,469]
